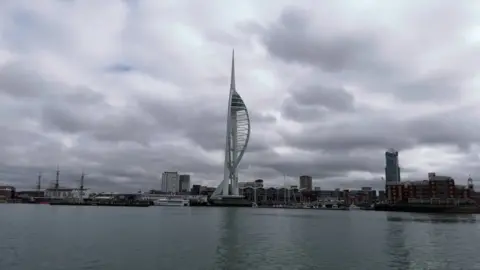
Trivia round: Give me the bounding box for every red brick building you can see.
[386,172,471,204]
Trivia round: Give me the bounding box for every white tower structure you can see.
[211,51,251,199]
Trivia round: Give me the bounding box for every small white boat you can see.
[153,196,190,207]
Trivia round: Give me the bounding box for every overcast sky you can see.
[0,0,478,192]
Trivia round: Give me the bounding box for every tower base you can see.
[208,195,252,207]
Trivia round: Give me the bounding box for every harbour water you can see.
[1,205,480,270]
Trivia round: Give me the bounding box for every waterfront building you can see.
[0,185,15,199]
[378,190,386,202]
[236,186,359,205]
[299,175,313,191]
[210,51,251,200]
[316,189,341,199]
[191,184,201,195]
[238,179,263,188]
[385,149,401,183]
[385,172,471,204]
[161,171,179,193]
[179,174,191,192]
[254,179,264,188]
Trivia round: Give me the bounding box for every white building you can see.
[161,171,179,193]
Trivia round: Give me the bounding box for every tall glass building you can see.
[385,149,401,182]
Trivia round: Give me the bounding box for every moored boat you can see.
[153,196,190,207]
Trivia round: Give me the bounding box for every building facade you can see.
[191,184,201,195]
[161,171,180,193]
[299,175,313,191]
[385,172,471,204]
[385,149,401,183]
[0,185,15,200]
[238,179,264,189]
[179,174,191,193]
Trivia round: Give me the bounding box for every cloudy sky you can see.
[0,0,478,191]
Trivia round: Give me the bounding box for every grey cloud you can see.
[280,117,413,152]
[0,62,158,146]
[0,63,54,97]
[281,84,355,121]
[291,85,354,110]
[260,7,384,73]
[407,108,480,150]
[0,63,227,190]
[281,100,327,122]
[139,96,277,152]
[255,6,476,103]
[392,72,463,102]
[243,148,389,182]
[280,106,480,154]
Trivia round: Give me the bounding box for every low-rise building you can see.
[386,172,472,204]
[0,185,15,199]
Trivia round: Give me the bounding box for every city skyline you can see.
[0,1,478,192]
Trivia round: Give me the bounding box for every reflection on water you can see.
[387,214,477,224]
[384,213,480,270]
[385,218,411,269]
[214,208,241,269]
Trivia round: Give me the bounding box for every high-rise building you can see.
[161,171,179,193]
[179,174,191,192]
[211,51,251,200]
[299,175,313,191]
[385,149,401,182]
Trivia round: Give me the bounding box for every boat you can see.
[153,196,190,207]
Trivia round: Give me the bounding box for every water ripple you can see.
[1,205,479,270]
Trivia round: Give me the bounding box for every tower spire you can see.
[230,49,236,91]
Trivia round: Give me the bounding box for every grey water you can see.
[1,205,480,270]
